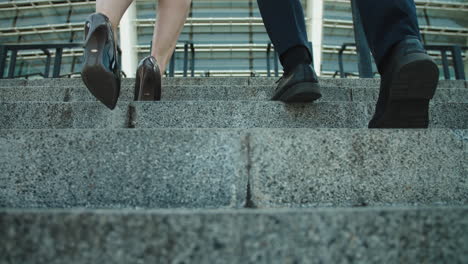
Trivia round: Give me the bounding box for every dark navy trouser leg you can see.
[256,0,310,57]
[355,0,421,71]
[257,0,421,73]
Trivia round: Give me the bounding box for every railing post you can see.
[8,49,18,78]
[183,43,188,77]
[42,49,52,78]
[169,51,175,77]
[338,44,348,78]
[440,50,451,80]
[350,0,373,78]
[190,43,195,77]
[0,45,7,79]
[274,50,279,77]
[452,45,466,80]
[53,48,63,78]
[266,43,271,77]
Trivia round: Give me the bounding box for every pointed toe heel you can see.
[80,13,121,110]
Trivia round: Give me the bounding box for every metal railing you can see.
[0,42,195,79]
[343,0,466,80]
[3,18,468,38]
[1,0,466,80]
[337,42,467,80]
[266,42,279,77]
[424,45,467,80]
[2,0,467,12]
[0,43,83,79]
[168,41,196,77]
[326,0,468,12]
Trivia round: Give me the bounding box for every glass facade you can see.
[0,0,467,78]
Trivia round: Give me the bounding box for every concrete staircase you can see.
[0,77,467,263]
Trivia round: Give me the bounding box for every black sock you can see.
[280,45,312,74]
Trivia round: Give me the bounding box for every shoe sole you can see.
[81,26,120,110]
[275,82,322,103]
[134,64,161,101]
[371,54,439,128]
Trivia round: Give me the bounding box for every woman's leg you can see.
[96,0,134,40]
[151,0,192,74]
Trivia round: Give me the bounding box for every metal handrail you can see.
[0,43,83,79]
[424,45,467,80]
[266,42,279,77]
[168,41,195,78]
[338,43,356,79]
[0,42,195,79]
[337,43,467,80]
[2,0,467,11]
[3,18,468,37]
[343,0,467,80]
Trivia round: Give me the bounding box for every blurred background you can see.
[0,0,467,79]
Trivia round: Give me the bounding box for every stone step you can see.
[1,206,467,263]
[2,85,467,103]
[0,77,465,89]
[1,101,466,129]
[248,128,468,208]
[0,129,247,209]
[0,129,466,208]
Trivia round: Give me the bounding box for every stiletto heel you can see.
[134,56,161,101]
[81,13,121,110]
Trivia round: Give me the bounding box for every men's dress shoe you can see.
[134,56,161,101]
[272,63,321,103]
[81,13,121,110]
[368,37,439,128]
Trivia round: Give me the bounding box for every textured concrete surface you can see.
[363,102,468,129]
[0,102,129,129]
[0,86,72,102]
[428,102,468,128]
[351,88,468,102]
[246,78,466,89]
[1,77,467,263]
[134,101,468,129]
[0,85,353,102]
[132,101,369,129]
[3,85,467,103]
[1,207,467,264]
[1,128,466,209]
[249,129,468,208]
[458,130,468,183]
[0,77,465,89]
[0,77,250,87]
[2,101,466,129]
[0,129,247,208]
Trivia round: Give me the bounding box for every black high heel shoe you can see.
[81,13,121,110]
[134,56,161,101]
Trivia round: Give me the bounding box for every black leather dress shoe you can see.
[368,37,439,128]
[81,13,121,110]
[272,63,321,103]
[134,56,161,101]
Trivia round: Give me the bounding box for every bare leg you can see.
[151,0,192,74]
[96,0,134,40]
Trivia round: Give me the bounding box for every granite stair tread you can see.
[0,77,465,89]
[1,206,467,263]
[1,101,467,129]
[0,128,466,209]
[1,85,467,102]
[1,78,467,263]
